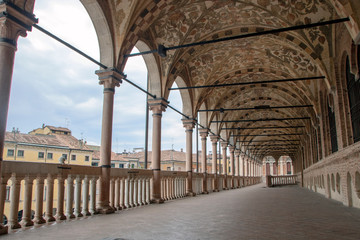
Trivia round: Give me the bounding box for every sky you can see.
[7,0,195,153]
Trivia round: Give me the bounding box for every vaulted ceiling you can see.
[84,0,360,161]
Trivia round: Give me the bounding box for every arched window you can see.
[328,96,338,153]
[346,55,360,143]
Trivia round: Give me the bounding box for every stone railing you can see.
[160,171,187,201]
[266,175,297,187]
[0,161,262,234]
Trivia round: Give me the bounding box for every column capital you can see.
[0,1,37,47]
[182,118,195,130]
[148,98,168,113]
[221,141,228,149]
[228,146,235,152]
[96,69,124,89]
[199,128,208,138]
[210,134,219,143]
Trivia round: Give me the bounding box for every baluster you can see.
[0,176,9,234]
[21,176,34,227]
[114,178,120,210]
[129,178,134,207]
[169,178,173,199]
[82,176,90,216]
[133,178,138,206]
[142,178,146,205]
[160,177,164,200]
[175,178,178,199]
[56,176,66,220]
[45,175,55,222]
[74,176,83,218]
[8,175,21,229]
[119,178,125,209]
[166,178,170,200]
[65,176,75,219]
[89,177,97,215]
[146,178,151,204]
[109,178,115,210]
[138,178,142,206]
[124,177,129,208]
[33,176,46,224]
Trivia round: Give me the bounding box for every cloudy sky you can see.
[7,0,201,153]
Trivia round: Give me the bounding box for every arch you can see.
[135,40,162,99]
[81,0,115,67]
[173,76,193,118]
[347,172,353,207]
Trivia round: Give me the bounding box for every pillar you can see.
[235,150,240,188]
[221,141,228,189]
[149,98,167,203]
[33,177,46,224]
[45,175,55,222]
[210,135,219,192]
[21,176,34,227]
[182,118,195,196]
[199,128,208,194]
[96,69,123,214]
[0,5,35,233]
[229,146,235,189]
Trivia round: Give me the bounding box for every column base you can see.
[81,211,91,216]
[213,189,220,192]
[8,222,21,230]
[74,212,83,218]
[20,219,34,227]
[186,192,196,197]
[33,217,46,224]
[97,206,115,214]
[202,191,209,194]
[55,214,67,221]
[45,215,56,222]
[150,198,165,204]
[0,225,8,235]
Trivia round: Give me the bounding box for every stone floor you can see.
[3,183,360,240]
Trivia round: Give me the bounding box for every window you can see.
[119,164,124,168]
[131,164,135,169]
[111,163,115,168]
[47,152,53,160]
[5,186,10,201]
[328,102,338,153]
[346,56,360,143]
[38,152,44,159]
[85,156,89,162]
[71,155,76,161]
[7,149,14,157]
[17,150,24,157]
[62,154,67,160]
[91,162,98,167]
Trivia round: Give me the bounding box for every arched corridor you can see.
[1,0,360,238]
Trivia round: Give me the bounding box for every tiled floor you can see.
[3,183,360,240]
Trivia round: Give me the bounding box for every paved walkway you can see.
[3,183,360,240]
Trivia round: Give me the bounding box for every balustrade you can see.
[0,161,261,234]
[266,175,297,187]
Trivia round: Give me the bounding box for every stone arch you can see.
[198,102,208,128]
[135,40,162,99]
[347,172,353,207]
[330,0,360,43]
[81,0,115,67]
[172,76,193,118]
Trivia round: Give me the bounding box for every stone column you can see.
[235,150,240,188]
[210,135,219,192]
[45,175,55,222]
[199,128,208,194]
[229,146,235,188]
[0,176,9,234]
[21,176,34,227]
[96,69,123,214]
[182,118,195,196]
[8,175,21,229]
[0,2,36,168]
[149,98,167,203]
[221,141,228,190]
[34,177,46,224]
